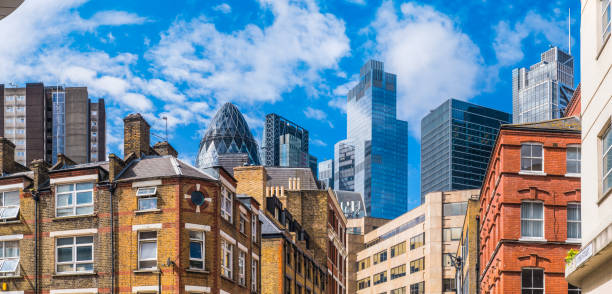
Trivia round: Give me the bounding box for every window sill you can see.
[53,271,97,277]
[220,275,234,283]
[134,268,160,274]
[0,220,21,225]
[518,171,547,176]
[53,213,97,221]
[185,268,209,274]
[565,173,581,178]
[566,239,581,244]
[598,187,612,205]
[0,275,22,279]
[518,237,547,242]
[135,209,161,214]
[596,33,611,60]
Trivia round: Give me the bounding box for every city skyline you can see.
[0,0,581,210]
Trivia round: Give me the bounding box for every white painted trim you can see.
[184,285,211,293]
[132,180,162,188]
[50,288,98,294]
[220,290,230,294]
[1,292,24,294]
[50,229,97,237]
[170,157,182,176]
[132,223,162,231]
[185,223,211,232]
[219,230,236,245]
[252,253,259,261]
[132,286,158,293]
[0,183,23,192]
[50,174,98,185]
[237,242,248,252]
[250,207,259,215]
[565,173,581,178]
[0,234,23,241]
[239,206,247,215]
[220,177,235,193]
[518,171,547,176]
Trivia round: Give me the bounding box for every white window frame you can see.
[221,239,233,279]
[136,187,158,211]
[138,231,157,270]
[220,187,233,223]
[55,236,94,274]
[603,0,611,42]
[55,182,94,217]
[602,126,612,195]
[567,203,581,241]
[251,259,258,292]
[0,240,19,276]
[189,230,205,270]
[251,214,258,243]
[239,213,247,234]
[238,250,246,286]
[521,268,544,293]
[0,191,20,221]
[566,144,581,176]
[520,143,544,173]
[520,201,545,240]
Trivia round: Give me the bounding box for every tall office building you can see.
[512,46,575,123]
[334,139,355,192]
[341,60,408,219]
[0,83,105,166]
[318,159,334,189]
[420,99,511,203]
[263,113,309,166]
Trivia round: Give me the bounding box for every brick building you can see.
[479,117,582,294]
[0,113,261,294]
[455,197,480,294]
[234,166,347,294]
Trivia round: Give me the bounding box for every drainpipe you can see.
[32,191,40,294]
[109,183,116,294]
[476,215,481,294]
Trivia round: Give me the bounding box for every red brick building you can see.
[479,117,582,294]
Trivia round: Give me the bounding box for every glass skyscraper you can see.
[512,46,575,123]
[420,99,511,203]
[339,60,408,219]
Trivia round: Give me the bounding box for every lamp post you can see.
[449,255,463,294]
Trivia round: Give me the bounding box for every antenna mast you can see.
[568,7,571,55]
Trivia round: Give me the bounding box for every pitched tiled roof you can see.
[117,156,215,181]
[52,161,110,172]
[260,212,283,235]
[264,167,318,190]
[502,116,581,132]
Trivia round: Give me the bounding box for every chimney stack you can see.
[0,138,16,174]
[153,141,178,157]
[29,159,50,190]
[123,113,151,159]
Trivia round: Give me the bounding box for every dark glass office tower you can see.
[420,99,511,203]
[343,60,408,219]
[262,113,309,167]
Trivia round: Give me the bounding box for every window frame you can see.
[188,230,205,270]
[251,259,258,292]
[0,240,20,276]
[138,231,158,270]
[521,201,545,240]
[55,236,94,274]
[410,233,425,250]
[521,268,544,294]
[238,250,246,286]
[603,0,611,44]
[55,182,95,217]
[0,190,20,221]
[239,213,247,234]
[136,187,158,211]
[601,125,612,197]
[251,214,258,243]
[220,187,233,223]
[409,257,424,273]
[520,143,544,173]
[221,239,233,279]
[566,144,581,176]
[566,203,581,241]
[390,241,406,258]
[390,264,406,279]
[443,227,462,242]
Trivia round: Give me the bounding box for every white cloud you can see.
[213,3,232,14]
[368,1,483,134]
[311,138,327,147]
[147,0,350,104]
[344,0,366,5]
[304,107,327,120]
[493,11,571,66]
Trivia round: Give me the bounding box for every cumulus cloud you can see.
[213,3,232,13]
[311,138,327,147]
[147,0,350,104]
[304,107,327,120]
[368,1,483,134]
[493,11,571,66]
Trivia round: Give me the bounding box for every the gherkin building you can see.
[196,103,261,174]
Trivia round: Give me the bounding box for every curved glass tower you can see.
[196,103,261,173]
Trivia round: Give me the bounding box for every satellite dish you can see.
[191,191,205,206]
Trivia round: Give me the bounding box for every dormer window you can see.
[0,191,20,221]
[136,187,157,211]
[56,182,94,217]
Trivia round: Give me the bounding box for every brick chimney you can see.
[0,138,16,174]
[123,113,151,159]
[108,154,126,182]
[29,159,50,190]
[153,141,178,157]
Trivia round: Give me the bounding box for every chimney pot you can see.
[123,113,151,159]
[153,141,178,157]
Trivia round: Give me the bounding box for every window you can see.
[221,187,233,223]
[443,278,456,292]
[239,213,247,234]
[56,236,93,273]
[443,202,467,216]
[16,107,24,112]
[567,203,581,240]
[357,277,370,290]
[443,253,456,267]
[285,277,292,294]
[0,191,20,220]
[92,132,97,137]
[390,264,406,279]
[251,259,258,292]
[410,233,425,250]
[16,96,24,101]
[410,257,424,273]
[16,129,24,134]
[521,268,544,294]
[252,214,258,243]
[189,231,204,269]
[566,145,581,174]
[357,257,370,271]
[373,270,387,285]
[443,227,462,241]
[5,107,13,112]
[521,143,543,172]
[521,202,544,238]
[296,284,302,294]
[238,250,246,286]
[409,282,424,294]
[16,152,24,157]
[603,0,611,41]
[138,231,157,269]
[4,129,12,134]
[136,187,157,211]
[373,250,387,264]
[56,182,94,217]
[390,242,406,258]
[4,96,13,102]
[221,239,233,278]
[92,111,97,116]
[391,287,406,294]
[285,245,291,265]
[0,241,19,276]
[603,126,612,193]
[568,284,581,294]
[91,121,97,127]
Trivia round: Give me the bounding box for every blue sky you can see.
[0,0,580,209]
